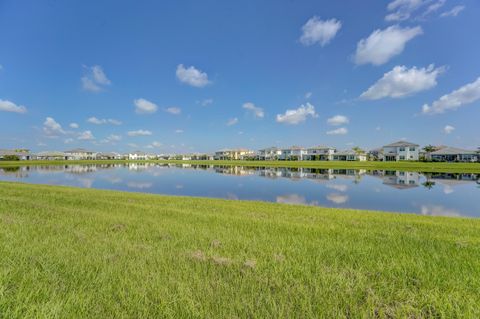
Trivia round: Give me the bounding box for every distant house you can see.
[128,151,155,160]
[381,141,419,161]
[0,149,34,160]
[332,150,367,161]
[36,151,72,160]
[96,152,123,160]
[377,170,420,189]
[304,146,336,161]
[65,148,96,160]
[426,147,479,162]
[257,147,282,160]
[279,146,306,161]
[214,149,254,160]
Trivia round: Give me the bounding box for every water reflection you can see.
[1,163,479,217]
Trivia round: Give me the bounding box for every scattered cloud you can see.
[422,77,480,115]
[440,5,465,17]
[175,129,184,133]
[87,117,122,125]
[200,98,213,106]
[81,65,111,92]
[385,0,429,21]
[360,65,445,100]
[165,107,181,115]
[305,92,312,99]
[226,117,239,126]
[134,98,158,114]
[127,129,152,137]
[354,25,423,66]
[276,102,317,125]
[242,102,264,118]
[146,141,162,149]
[422,0,446,17]
[444,125,455,134]
[69,123,79,129]
[64,138,74,144]
[43,117,66,136]
[326,127,348,135]
[176,64,210,87]
[100,134,122,143]
[0,99,27,114]
[327,115,349,126]
[300,16,342,46]
[78,130,95,141]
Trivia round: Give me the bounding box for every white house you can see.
[381,141,419,161]
[65,148,97,160]
[214,149,254,160]
[279,146,306,161]
[0,149,34,160]
[36,151,72,160]
[426,147,479,162]
[304,146,336,161]
[128,151,155,160]
[332,150,367,161]
[257,147,282,160]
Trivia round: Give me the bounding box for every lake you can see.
[1,163,479,217]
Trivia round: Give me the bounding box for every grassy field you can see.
[1,159,480,173]
[1,182,479,318]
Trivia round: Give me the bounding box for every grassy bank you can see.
[1,182,479,318]
[1,159,480,173]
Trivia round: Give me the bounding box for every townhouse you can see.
[214,149,254,160]
[257,147,282,160]
[65,148,97,160]
[279,146,306,161]
[426,147,479,162]
[332,150,367,161]
[0,149,34,160]
[381,141,419,161]
[128,151,155,160]
[304,146,336,161]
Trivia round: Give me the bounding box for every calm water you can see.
[1,163,479,217]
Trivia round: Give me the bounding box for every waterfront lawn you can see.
[1,182,480,318]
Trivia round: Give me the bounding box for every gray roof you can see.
[383,141,419,147]
[430,147,477,155]
[335,150,363,156]
[307,145,335,150]
[65,148,94,153]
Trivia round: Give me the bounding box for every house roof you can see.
[36,151,66,157]
[0,149,31,156]
[430,147,477,155]
[65,148,93,153]
[383,141,419,147]
[335,150,361,156]
[307,145,335,150]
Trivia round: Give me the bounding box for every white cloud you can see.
[226,118,238,126]
[385,0,428,21]
[175,129,184,133]
[81,65,111,92]
[100,134,122,144]
[0,99,27,114]
[276,102,317,125]
[300,16,342,46]
[78,130,95,141]
[305,92,312,99]
[134,98,158,114]
[360,65,445,100]
[165,107,181,115]
[326,127,348,135]
[441,5,465,17]
[87,117,122,125]
[444,125,455,134]
[242,102,264,118]
[176,64,210,87]
[69,123,79,129]
[422,77,480,115]
[423,0,446,17]
[200,98,213,106]
[64,138,74,144]
[127,129,152,137]
[327,115,349,126]
[43,117,66,136]
[148,141,162,148]
[354,25,423,66]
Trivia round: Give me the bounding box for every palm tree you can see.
[423,145,436,153]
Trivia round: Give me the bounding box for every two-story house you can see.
[304,146,336,161]
[381,141,419,161]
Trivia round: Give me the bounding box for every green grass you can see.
[1,182,479,318]
[1,158,480,173]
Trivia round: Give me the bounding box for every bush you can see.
[1,155,20,161]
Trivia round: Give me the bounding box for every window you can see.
[399,156,405,160]
[399,147,405,152]
[409,147,416,151]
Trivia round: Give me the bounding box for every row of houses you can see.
[1,141,479,163]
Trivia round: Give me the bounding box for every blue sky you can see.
[1,0,479,153]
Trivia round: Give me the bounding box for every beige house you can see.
[332,150,367,161]
[214,149,254,160]
[304,146,336,161]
